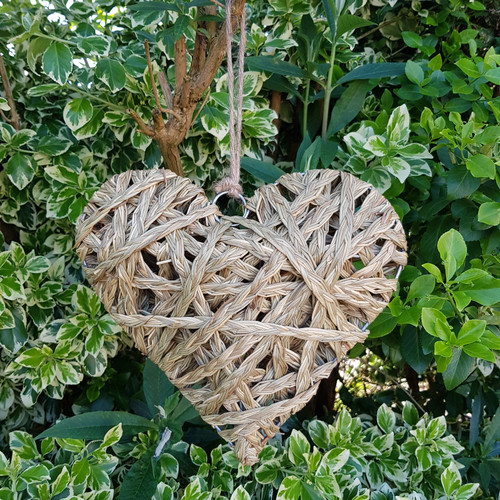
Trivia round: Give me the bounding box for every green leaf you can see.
[463,342,495,362]
[465,154,496,179]
[327,80,372,136]
[377,404,395,433]
[478,202,500,226]
[484,67,500,85]
[36,411,157,440]
[442,348,475,390]
[26,256,51,274]
[435,340,453,357]
[447,164,481,199]
[38,135,72,156]
[454,484,479,500]
[95,59,126,92]
[321,0,336,40]
[441,463,461,496]
[118,448,156,500]
[0,309,28,353]
[456,58,481,78]
[76,36,111,57]
[255,459,280,484]
[240,157,285,183]
[11,130,36,148]
[320,448,349,472]
[481,330,500,350]
[336,63,406,85]
[42,42,73,85]
[421,308,450,340]
[437,229,467,281]
[9,431,39,459]
[336,14,375,39]
[246,56,308,79]
[402,31,422,48]
[368,308,398,338]
[5,152,36,189]
[277,476,302,500]
[406,275,436,302]
[401,327,433,374]
[143,359,176,417]
[416,446,433,471]
[231,486,251,500]
[308,420,329,448]
[0,277,25,301]
[190,444,207,465]
[458,275,500,306]
[402,401,419,425]
[406,61,424,85]
[288,430,310,465]
[63,98,94,131]
[19,464,51,484]
[174,15,190,42]
[73,108,104,140]
[422,263,443,283]
[26,83,61,97]
[457,320,486,346]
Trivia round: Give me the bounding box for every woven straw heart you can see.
[75,168,406,465]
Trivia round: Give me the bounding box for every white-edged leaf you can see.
[5,152,37,189]
[42,42,73,85]
[95,59,126,92]
[63,98,94,131]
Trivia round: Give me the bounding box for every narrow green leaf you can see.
[36,411,157,440]
[241,157,285,183]
[327,80,372,136]
[246,56,308,79]
[336,14,375,39]
[336,63,406,85]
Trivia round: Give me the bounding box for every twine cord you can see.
[214,0,246,198]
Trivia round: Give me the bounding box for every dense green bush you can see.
[0,0,499,497]
[0,365,484,499]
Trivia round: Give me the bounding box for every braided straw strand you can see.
[75,168,407,465]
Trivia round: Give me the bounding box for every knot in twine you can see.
[214,0,246,199]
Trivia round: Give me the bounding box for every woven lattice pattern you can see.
[75,168,407,465]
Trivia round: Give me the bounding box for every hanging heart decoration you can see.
[75,168,407,465]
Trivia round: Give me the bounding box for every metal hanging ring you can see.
[212,191,250,223]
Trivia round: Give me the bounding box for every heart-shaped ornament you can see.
[75,168,407,465]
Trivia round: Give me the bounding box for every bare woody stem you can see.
[0,53,20,130]
[127,0,246,177]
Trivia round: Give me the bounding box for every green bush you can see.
[0,401,482,499]
[0,0,499,497]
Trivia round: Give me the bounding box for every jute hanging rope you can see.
[75,168,407,465]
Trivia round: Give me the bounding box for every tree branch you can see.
[158,71,173,109]
[190,0,246,103]
[0,53,20,130]
[152,109,183,177]
[126,109,155,137]
[174,36,187,100]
